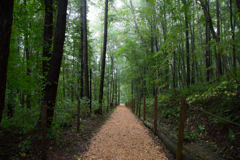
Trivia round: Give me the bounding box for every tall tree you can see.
[43,0,68,127]
[182,0,190,87]
[199,0,228,77]
[194,0,205,66]
[42,0,53,110]
[24,0,31,109]
[43,0,53,80]
[99,0,109,108]
[80,2,84,99]
[82,0,89,99]
[0,0,14,123]
[216,0,222,76]
[230,0,236,76]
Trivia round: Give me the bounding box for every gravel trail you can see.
[80,105,171,160]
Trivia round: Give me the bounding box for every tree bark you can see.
[216,0,222,76]
[194,0,206,66]
[43,0,68,127]
[230,0,236,76]
[24,0,31,109]
[206,9,210,82]
[183,0,190,87]
[199,0,228,77]
[99,0,109,108]
[111,57,114,103]
[173,51,176,89]
[80,3,84,99]
[43,0,53,78]
[190,21,195,84]
[0,0,14,123]
[82,0,89,99]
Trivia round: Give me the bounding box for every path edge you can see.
[124,105,195,160]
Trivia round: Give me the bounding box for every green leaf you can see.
[146,0,156,5]
[228,128,236,141]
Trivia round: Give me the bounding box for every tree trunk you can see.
[230,0,236,76]
[199,0,227,77]
[82,0,89,99]
[111,57,114,103]
[80,3,84,99]
[183,0,190,87]
[190,21,195,84]
[162,10,168,90]
[93,69,97,100]
[71,45,75,102]
[206,12,210,82]
[7,84,15,119]
[43,0,68,127]
[24,0,31,109]
[99,0,109,108]
[115,70,118,105]
[194,0,206,66]
[90,69,92,113]
[216,0,223,76]
[0,0,14,123]
[173,51,176,89]
[63,56,66,98]
[43,0,53,79]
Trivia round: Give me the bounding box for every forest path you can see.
[80,104,171,159]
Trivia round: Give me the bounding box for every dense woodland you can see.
[0,0,240,159]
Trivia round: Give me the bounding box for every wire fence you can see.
[125,96,240,159]
[186,102,240,127]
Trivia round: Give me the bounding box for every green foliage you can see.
[228,128,236,142]
[52,99,77,128]
[18,136,32,152]
[184,130,199,142]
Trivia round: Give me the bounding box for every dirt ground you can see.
[5,104,174,160]
[79,104,173,160]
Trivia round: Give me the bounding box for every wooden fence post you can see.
[137,98,139,115]
[176,97,187,160]
[136,98,138,115]
[153,96,157,135]
[138,97,141,118]
[77,100,80,131]
[41,102,47,160]
[133,99,135,113]
[131,99,133,112]
[143,97,145,122]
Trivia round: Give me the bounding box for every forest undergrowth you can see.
[149,76,240,159]
[0,99,114,160]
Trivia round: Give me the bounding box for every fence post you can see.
[41,102,47,160]
[139,97,141,118]
[136,98,138,114]
[131,99,133,112]
[153,96,157,135]
[133,99,135,113]
[176,97,186,160]
[77,100,80,131]
[107,103,108,113]
[143,97,145,122]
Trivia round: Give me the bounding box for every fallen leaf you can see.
[49,147,52,149]
[21,152,26,157]
[122,151,126,153]
[206,156,209,158]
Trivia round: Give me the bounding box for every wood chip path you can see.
[80,105,172,160]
